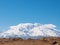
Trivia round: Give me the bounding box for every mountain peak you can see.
[0,23,60,39]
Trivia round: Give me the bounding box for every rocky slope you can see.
[0,37,60,45]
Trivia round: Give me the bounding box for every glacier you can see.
[0,23,60,39]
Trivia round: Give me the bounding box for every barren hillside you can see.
[0,37,60,45]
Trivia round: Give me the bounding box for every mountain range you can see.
[0,23,60,39]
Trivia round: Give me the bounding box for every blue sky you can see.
[0,0,60,31]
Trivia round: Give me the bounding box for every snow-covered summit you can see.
[0,23,60,39]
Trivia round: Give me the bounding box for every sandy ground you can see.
[0,37,60,45]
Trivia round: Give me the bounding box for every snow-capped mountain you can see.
[0,23,60,39]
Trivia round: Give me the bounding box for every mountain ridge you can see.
[0,23,60,39]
